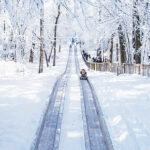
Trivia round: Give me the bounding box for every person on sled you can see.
[80,69,87,80]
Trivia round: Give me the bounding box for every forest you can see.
[0,0,150,73]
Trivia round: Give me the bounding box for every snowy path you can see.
[58,49,85,150]
[34,46,113,150]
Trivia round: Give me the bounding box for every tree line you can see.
[0,0,149,74]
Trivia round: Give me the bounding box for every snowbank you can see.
[0,61,25,77]
[89,72,150,150]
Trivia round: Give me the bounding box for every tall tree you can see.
[39,8,44,73]
[132,0,141,64]
[53,5,61,66]
[118,24,126,63]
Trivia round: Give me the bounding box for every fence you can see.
[83,55,150,77]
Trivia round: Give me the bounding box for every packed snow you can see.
[0,47,68,150]
[89,72,150,150]
[0,61,24,77]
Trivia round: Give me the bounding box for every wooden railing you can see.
[82,55,150,77]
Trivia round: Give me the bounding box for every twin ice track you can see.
[33,46,113,150]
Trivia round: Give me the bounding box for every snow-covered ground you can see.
[0,61,25,77]
[1,45,150,150]
[0,47,69,150]
[89,72,150,150]
[77,48,150,150]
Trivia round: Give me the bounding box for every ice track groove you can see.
[74,46,114,150]
[33,48,72,150]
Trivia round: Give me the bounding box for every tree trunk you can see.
[110,35,113,63]
[48,45,54,63]
[132,0,141,64]
[29,49,34,63]
[118,24,126,63]
[59,40,61,53]
[14,43,17,62]
[116,43,119,62]
[39,9,44,73]
[53,5,61,66]
[44,50,49,67]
